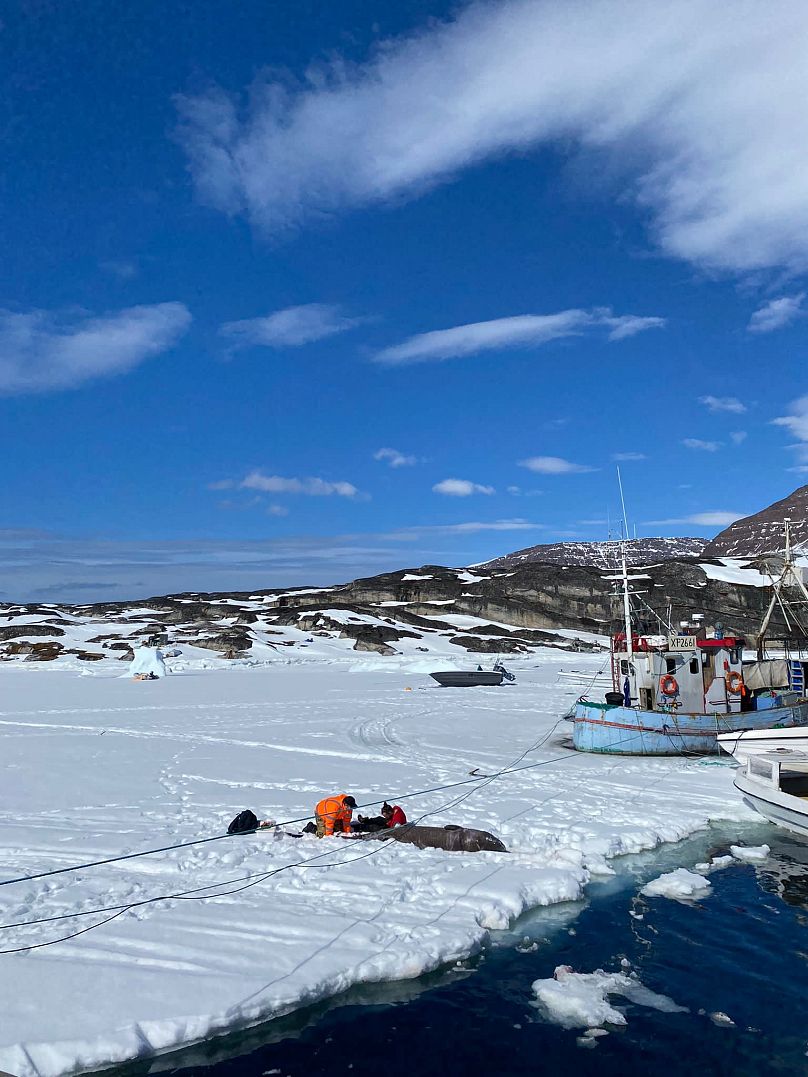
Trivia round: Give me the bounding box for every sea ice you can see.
[0,655,750,1073]
[532,964,687,1030]
[640,868,712,900]
[730,844,770,862]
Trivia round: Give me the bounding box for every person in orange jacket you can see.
[314,793,357,837]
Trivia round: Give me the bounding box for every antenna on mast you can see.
[616,467,633,659]
[617,467,630,542]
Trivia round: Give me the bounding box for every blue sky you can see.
[2,0,808,602]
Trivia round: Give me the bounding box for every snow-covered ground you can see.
[0,649,757,1075]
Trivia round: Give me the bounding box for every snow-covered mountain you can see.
[703,484,808,558]
[477,536,707,570]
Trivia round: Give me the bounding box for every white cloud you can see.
[519,456,596,474]
[432,478,495,496]
[373,308,664,365]
[682,438,721,451]
[730,430,747,445]
[177,0,808,272]
[0,303,191,394]
[267,504,290,516]
[773,395,808,465]
[748,293,805,333]
[441,518,538,533]
[239,471,361,497]
[390,518,543,536]
[698,395,746,414]
[374,447,418,468]
[646,511,744,527]
[773,396,808,442]
[220,303,362,349]
[612,452,646,461]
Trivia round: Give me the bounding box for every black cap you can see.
[343,795,357,808]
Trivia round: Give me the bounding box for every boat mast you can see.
[617,467,633,660]
[757,518,808,655]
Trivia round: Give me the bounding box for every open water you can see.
[112,823,808,1077]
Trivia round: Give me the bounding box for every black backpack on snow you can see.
[228,809,259,835]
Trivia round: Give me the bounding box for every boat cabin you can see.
[744,751,808,799]
[611,632,744,714]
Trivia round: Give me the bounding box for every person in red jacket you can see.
[381,801,407,828]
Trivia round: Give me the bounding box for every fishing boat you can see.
[430,661,515,688]
[571,512,808,755]
[733,750,808,838]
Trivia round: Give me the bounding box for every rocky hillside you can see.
[0,556,788,669]
[478,536,707,570]
[703,484,808,558]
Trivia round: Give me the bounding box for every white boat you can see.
[734,750,808,838]
[717,725,808,761]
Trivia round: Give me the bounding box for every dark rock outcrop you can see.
[480,537,707,570]
[0,624,65,639]
[703,485,808,558]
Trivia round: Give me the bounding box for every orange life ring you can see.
[726,671,744,695]
[660,674,679,696]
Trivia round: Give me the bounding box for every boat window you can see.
[749,757,773,781]
[665,657,676,674]
[702,652,711,667]
[729,647,739,663]
[689,657,699,675]
[620,660,628,675]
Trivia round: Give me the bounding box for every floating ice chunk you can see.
[695,854,734,874]
[532,964,687,1030]
[710,1011,735,1027]
[730,844,770,862]
[640,868,712,901]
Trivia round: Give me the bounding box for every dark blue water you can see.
[113,825,808,1077]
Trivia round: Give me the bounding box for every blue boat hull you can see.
[572,699,808,755]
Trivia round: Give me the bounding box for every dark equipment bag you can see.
[227,809,259,835]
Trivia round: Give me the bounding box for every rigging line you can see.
[0,727,579,943]
[0,748,580,890]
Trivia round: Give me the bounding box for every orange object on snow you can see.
[314,793,356,837]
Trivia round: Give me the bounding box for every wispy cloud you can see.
[0,520,547,602]
[612,452,646,461]
[0,303,191,394]
[645,511,744,527]
[748,294,805,333]
[773,395,808,465]
[373,308,664,365]
[519,456,596,475]
[219,303,362,350]
[374,447,418,468]
[730,430,748,445]
[682,438,721,452]
[432,478,495,497]
[99,259,139,280]
[699,395,746,414]
[385,518,544,538]
[177,1,808,272]
[214,470,363,498]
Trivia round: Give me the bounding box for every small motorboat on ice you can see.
[734,750,808,838]
[430,661,515,688]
